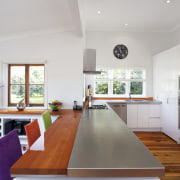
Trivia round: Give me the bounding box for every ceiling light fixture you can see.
[166,0,171,4]
[97,10,101,15]
[125,23,128,26]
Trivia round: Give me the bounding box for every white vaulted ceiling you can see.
[0,0,82,38]
[84,0,180,32]
[0,0,180,39]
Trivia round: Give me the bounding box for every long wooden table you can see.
[11,109,82,176]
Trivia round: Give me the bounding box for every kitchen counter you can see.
[11,103,164,179]
[11,110,82,176]
[0,109,62,115]
[68,103,164,177]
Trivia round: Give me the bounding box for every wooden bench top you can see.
[0,109,62,115]
[11,109,82,176]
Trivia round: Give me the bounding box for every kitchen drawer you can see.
[149,117,161,128]
[149,105,161,117]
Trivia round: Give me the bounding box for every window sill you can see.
[93,97,153,100]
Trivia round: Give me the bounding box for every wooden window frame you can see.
[8,64,45,107]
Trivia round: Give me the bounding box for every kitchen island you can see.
[11,104,164,180]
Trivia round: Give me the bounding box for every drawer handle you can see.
[113,105,120,107]
[149,117,160,118]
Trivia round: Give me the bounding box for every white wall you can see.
[0,32,83,109]
[85,31,156,97]
[153,44,180,143]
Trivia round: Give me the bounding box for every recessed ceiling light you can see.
[166,0,171,4]
[97,10,101,15]
[125,23,128,26]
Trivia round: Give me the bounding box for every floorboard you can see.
[134,132,180,180]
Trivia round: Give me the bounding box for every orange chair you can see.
[25,119,41,148]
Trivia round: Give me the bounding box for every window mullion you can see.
[25,65,29,106]
[8,65,11,106]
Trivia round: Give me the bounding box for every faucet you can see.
[129,93,132,101]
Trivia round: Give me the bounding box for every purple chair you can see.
[0,130,22,180]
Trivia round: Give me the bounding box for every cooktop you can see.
[88,104,108,110]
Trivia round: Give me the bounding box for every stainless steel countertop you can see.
[67,103,164,177]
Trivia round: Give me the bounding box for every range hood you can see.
[83,49,101,74]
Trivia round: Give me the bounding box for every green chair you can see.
[42,111,52,131]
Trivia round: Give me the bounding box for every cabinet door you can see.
[127,105,138,128]
[109,104,120,116]
[149,117,161,128]
[138,105,149,128]
[149,105,161,128]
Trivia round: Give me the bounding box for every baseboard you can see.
[131,128,161,132]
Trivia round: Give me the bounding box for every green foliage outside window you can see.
[113,81,126,94]
[95,81,108,94]
[130,82,143,95]
[130,69,143,79]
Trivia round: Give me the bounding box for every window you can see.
[94,68,146,97]
[8,64,45,106]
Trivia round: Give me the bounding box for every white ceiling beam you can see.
[67,0,84,37]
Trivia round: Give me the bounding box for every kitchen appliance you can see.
[5,120,30,135]
[108,103,127,124]
[73,101,82,110]
[88,104,108,110]
[87,85,93,107]
[83,49,101,74]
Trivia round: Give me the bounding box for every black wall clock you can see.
[113,44,128,59]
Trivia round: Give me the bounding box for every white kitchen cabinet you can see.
[153,45,180,142]
[127,104,161,130]
[127,104,138,128]
[138,105,149,128]
[149,105,161,128]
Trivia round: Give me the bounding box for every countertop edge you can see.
[67,168,165,177]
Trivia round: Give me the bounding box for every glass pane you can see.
[29,66,44,84]
[95,81,108,94]
[113,69,126,79]
[130,82,143,95]
[29,85,44,104]
[96,69,108,79]
[130,69,144,79]
[10,66,25,84]
[10,85,25,103]
[113,81,126,95]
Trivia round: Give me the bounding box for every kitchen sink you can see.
[124,99,148,102]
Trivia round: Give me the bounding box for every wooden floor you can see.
[135,132,180,180]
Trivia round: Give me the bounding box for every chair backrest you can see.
[41,111,52,131]
[0,129,22,180]
[25,119,41,148]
